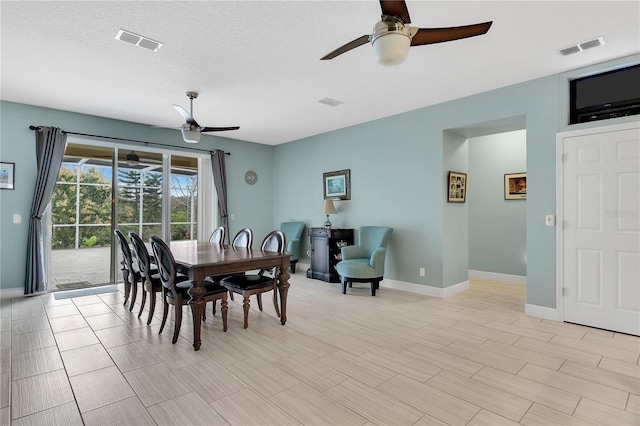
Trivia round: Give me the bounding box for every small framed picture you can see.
[447,171,467,203]
[504,172,526,200]
[0,162,15,190]
[323,169,351,200]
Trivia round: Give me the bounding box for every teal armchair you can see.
[280,222,306,273]
[335,226,393,296]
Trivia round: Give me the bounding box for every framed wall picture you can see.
[323,169,351,200]
[447,171,467,203]
[0,162,15,190]
[504,172,526,200]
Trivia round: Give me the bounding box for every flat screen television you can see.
[569,64,640,124]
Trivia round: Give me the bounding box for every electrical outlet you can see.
[419,267,426,277]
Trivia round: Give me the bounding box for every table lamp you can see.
[319,199,337,228]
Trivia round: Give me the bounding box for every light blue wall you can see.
[442,133,469,288]
[274,75,559,304]
[468,130,527,276]
[0,101,274,293]
[3,54,638,310]
[274,54,640,309]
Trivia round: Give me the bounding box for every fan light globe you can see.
[182,128,201,143]
[372,32,411,66]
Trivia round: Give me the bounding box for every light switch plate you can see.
[545,214,555,226]
[13,214,21,224]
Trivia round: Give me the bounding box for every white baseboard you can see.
[443,280,470,297]
[295,261,310,273]
[381,278,469,299]
[0,287,24,299]
[295,262,468,299]
[469,270,526,285]
[525,303,561,321]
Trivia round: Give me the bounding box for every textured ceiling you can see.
[2,1,639,145]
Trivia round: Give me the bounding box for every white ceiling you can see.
[2,1,639,146]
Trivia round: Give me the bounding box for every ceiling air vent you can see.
[559,37,605,56]
[580,38,605,51]
[115,29,163,52]
[560,46,581,56]
[318,97,343,107]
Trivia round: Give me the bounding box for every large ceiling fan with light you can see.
[321,0,493,66]
[172,92,239,143]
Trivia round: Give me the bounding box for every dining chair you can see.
[209,226,226,245]
[209,227,254,312]
[335,226,393,296]
[129,232,188,325]
[151,236,228,343]
[231,227,253,249]
[220,230,286,328]
[114,230,140,311]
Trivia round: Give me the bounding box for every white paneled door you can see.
[558,121,640,336]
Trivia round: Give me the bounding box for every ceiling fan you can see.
[321,0,493,66]
[124,151,164,166]
[172,91,239,143]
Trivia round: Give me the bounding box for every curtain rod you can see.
[28,126,230,155]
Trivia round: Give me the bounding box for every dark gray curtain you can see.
[25,127,67,294]
[211,150,229,244]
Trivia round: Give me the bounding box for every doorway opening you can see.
[443,115,527,298]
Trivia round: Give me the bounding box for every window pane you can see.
[118,168,141,186]
[57,164,78,183]
[118,185,140,224]
[79,225,111,248]
[142,170,162,223]
[79,185,112,224]
[51,183,77,225]
[81,164,112,184]
[170,166,197,241]
[141,224,162,241]
[116,224,139,239]
[52,226,75,249]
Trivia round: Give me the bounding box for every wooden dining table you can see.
[168,240,291,351]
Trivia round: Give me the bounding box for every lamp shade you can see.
[319,199,337,214]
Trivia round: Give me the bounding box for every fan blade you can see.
[201,126,240,132]
[172,104,200,127]
[379,0,411,23]
[411,21,493,46]
[320,35,370,60]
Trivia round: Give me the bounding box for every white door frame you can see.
[556,120,640,323]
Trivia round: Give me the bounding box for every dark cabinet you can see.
[306,228,354,283]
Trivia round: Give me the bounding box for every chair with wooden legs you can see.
[220,230,285,329]
[210,227,253,313]
[129,232,188,325]
[114,230,140,311]
[150,236,228,343]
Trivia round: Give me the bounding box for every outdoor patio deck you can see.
[51,246,115,290]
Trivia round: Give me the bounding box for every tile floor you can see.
[0,275,638,425]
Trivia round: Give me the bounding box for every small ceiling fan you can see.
[172,91,239,143]
[321,0,493,66]
[124,151,163,166]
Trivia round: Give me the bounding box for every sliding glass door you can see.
[49,142,211,291]
[170,156,199,241]
[115,150,164,243]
